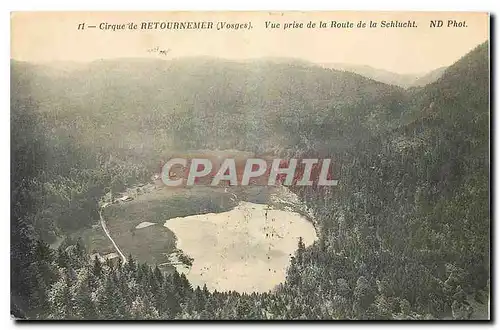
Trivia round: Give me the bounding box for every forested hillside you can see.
[11,42,489,320]
[287,42,489,319]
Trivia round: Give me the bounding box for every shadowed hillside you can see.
[287,41,489,320]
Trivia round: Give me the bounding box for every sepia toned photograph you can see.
[10,11,490,320]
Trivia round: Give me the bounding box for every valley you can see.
[11,41,490,320]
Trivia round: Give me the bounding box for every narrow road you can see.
[99,208,127,264]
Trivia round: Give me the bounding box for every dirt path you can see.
[99,208,127,264]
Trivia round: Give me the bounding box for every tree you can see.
[92,256,102,278]
[297,236,306,264]
[47,270,74,319]
[72,268,97,319]
[353,276,376,318]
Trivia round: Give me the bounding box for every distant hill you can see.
[411,66,447,87]
[321,63,446,88]
[11,56,408,163]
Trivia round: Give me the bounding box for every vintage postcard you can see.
[11,11,490,320]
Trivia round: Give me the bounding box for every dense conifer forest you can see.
[11,42,489,320]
